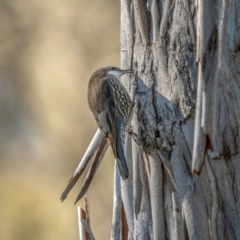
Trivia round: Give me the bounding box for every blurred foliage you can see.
[0,0,120,239]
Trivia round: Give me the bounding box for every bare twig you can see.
[111,164,122,240]
[78,207,86,240]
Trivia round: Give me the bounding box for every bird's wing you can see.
[92,78,114,136]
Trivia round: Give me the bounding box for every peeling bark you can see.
[118,0,240,239]
[111,165,122,240]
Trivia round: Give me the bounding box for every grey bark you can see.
[116,0,240,239]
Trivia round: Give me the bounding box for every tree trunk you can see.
[115,0,240,239]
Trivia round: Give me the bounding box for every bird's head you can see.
[90,66,133,82]
[106,66,133,78]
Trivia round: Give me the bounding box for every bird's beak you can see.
[122,69,133,74]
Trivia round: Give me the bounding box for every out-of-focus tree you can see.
[0,1,121,239]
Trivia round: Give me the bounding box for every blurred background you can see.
[0,0,120,239]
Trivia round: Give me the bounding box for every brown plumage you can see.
[88,66,133,180]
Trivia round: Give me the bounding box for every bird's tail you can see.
[110,116,129,180]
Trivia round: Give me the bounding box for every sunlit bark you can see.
[117,0,240,239]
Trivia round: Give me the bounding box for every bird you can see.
[87,66,134,180]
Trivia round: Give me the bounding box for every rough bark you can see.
[117,0,240,239]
